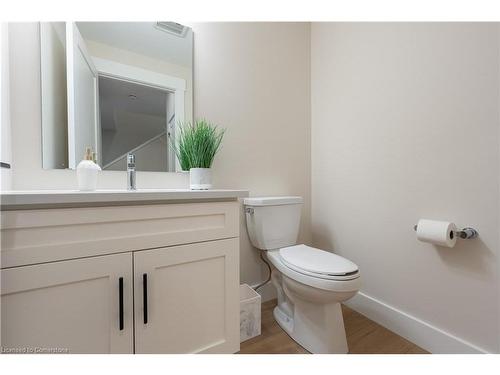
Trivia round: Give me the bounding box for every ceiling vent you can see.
[155,22,189,37]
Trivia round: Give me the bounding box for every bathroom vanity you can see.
[0,189,247,354]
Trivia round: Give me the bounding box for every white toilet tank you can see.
[244,196,303,250]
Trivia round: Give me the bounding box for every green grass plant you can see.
[172,119,226,171]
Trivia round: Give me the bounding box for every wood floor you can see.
[239,299,428,354]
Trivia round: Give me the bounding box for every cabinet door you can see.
[134,238,240,354]
[1,253,133,354]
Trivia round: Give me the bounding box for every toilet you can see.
[244,196,361,354]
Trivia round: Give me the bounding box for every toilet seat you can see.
[267,249,361,293]
[279,245,359,281]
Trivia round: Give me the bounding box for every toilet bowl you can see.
[267,245,360,353]
[244,196,361,354]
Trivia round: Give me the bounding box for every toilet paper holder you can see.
[413,224,478,240]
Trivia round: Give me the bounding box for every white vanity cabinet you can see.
[133,238,239,354]
[1,253,134,354]
[0,193,246,354]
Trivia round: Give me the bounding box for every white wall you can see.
[311,23,499,353]
[191,22,311,295]
[1,23,12,190]
[6,22,312,297]
[101,111,165,166]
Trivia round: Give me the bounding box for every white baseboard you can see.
[345,292,490,354]
[250,282,276,302]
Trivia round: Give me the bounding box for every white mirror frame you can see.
[66,22,100,170]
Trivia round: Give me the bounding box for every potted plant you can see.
[172,119,225,190]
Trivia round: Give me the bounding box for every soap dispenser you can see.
[77,147,101,191]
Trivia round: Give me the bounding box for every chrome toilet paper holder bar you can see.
[413,225,478,240]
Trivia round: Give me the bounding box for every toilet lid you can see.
[279,245,359,277]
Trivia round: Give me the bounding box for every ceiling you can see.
[76,22,193,67]
[99,76,169,131]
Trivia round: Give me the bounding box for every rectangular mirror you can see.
[40,21,193,172]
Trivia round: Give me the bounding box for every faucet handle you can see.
[127,153,136,191]
[127,153,135,167]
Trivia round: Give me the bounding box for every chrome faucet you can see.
[127,153,136,190]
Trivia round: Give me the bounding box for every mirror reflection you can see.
[40,21,193,172]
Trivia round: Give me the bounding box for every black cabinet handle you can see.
[118,277,124,331]
[143,273,148,324]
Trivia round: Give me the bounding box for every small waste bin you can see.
[240,284,261,342]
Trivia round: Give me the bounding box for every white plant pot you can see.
[189,168,212,190]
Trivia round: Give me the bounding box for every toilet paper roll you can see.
[416,219,457,248]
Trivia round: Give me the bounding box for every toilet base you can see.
[267,252,356,354]
[273,300,349,354]
[273,305,295,338]
[271,268,350,354]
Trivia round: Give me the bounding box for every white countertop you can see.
[0,189,249,210]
